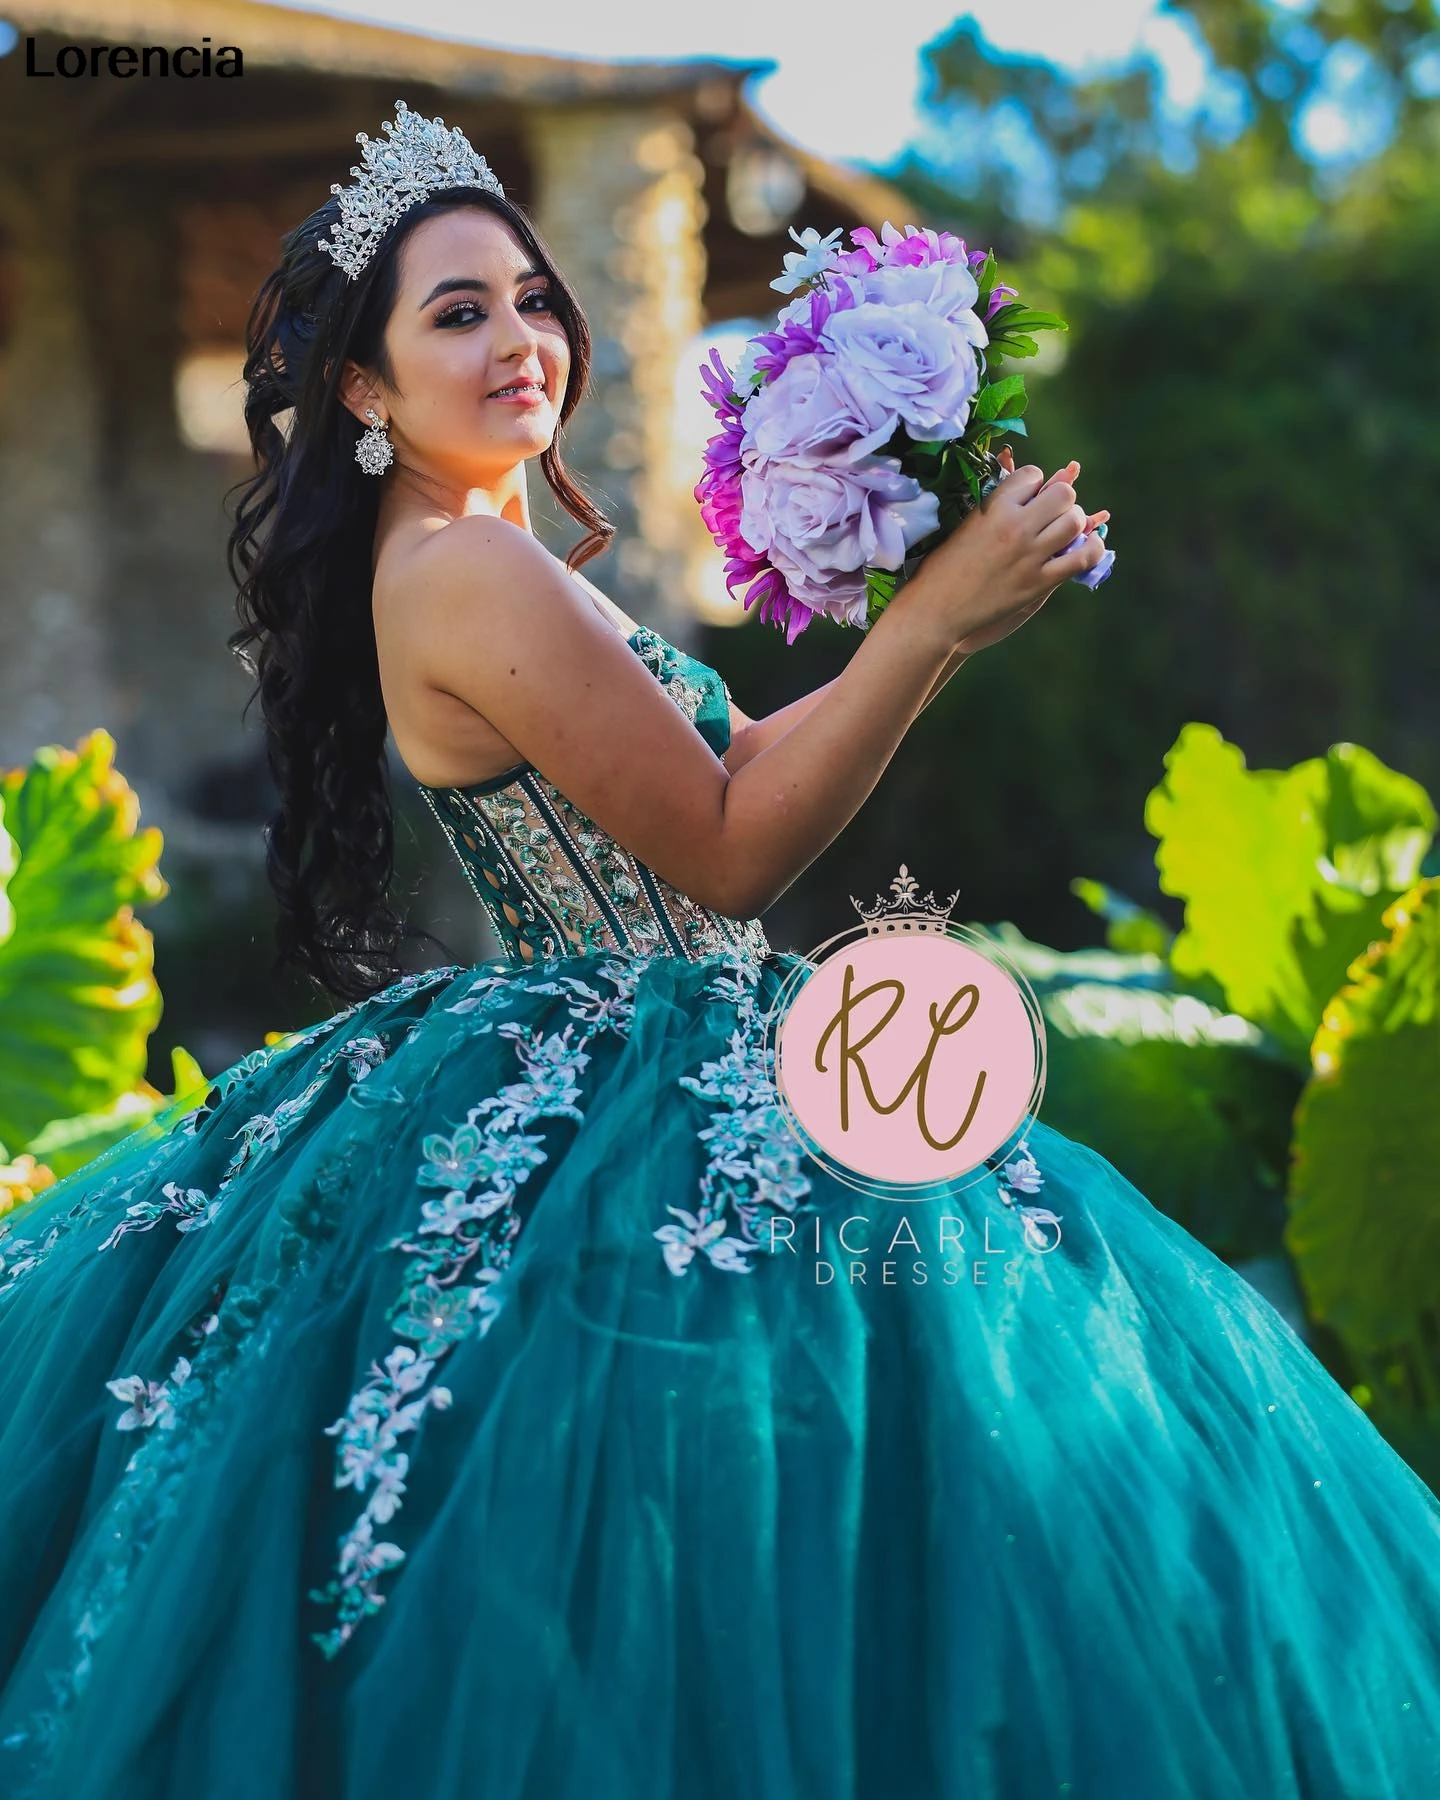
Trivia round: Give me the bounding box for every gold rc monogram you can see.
[772,865,1043,1192]
[814,961,987,1153]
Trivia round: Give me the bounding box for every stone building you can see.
[0,0,904,1051]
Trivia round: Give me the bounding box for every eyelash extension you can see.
[434,289,554,327]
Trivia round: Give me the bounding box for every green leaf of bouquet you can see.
[987,334,1040,361]
[975,374,1028,423]
[1144,725,1436,1067]
[990,418,1028,436]
[987,304,1069,334]
[971,920,1299,1260]
[1286,878,1440,1360]
[973,249,998,303]
[864,565,900,625]
[0,730,168,1154]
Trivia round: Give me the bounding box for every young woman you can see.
[2,102,1439,1800]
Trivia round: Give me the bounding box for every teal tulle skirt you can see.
[2,947,1439,1799]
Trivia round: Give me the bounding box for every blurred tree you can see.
[700,3,1440,964]
[903,0,1440,226]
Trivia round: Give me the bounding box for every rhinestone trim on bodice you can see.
[416,625,772,967]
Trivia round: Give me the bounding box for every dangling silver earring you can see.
[355,406,393,476]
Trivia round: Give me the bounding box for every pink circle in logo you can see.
[775,932,1039,1186]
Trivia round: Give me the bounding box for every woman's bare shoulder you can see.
[382,515,641,648]
[396,512,551,593]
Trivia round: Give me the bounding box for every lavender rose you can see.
[820,301,981,441]
[739,351,898,466]
[850,255,988,333]
[738,452,939,616]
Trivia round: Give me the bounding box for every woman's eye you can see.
[435,300,483,327]
[434,290,552,328]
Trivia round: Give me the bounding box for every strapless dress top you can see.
[415,624,773,967]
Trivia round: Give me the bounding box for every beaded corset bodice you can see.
[416,625,772,968]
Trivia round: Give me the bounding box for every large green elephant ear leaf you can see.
[0,807,16,946]
[1069,876,1175,959]
[0,731,168,1153]
[1144,725,1436,1066]
[24,1045,210,1182]
[972,922,1301,1262]
[1286,877,1440,1363]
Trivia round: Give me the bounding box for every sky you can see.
[279,0,1209,168]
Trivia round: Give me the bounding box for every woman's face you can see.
[355,206,572,486]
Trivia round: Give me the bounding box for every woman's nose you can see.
[494,303,541,356]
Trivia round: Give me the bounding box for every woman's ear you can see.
[338,360,384,428]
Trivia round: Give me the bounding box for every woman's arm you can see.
[723,682,833,775]
[723,641,967,777]
[410,466,1100,918]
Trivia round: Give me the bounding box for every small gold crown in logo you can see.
[851,864,961,936]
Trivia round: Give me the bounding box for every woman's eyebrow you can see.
[419,268,544,309]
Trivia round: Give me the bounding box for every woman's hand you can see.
[897,446,1110,655]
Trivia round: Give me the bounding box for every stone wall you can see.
[0,92,725,1060]
[524,100,714,647]
[0,161,111,769]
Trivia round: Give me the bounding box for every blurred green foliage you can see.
[703,0,1440,958]
[695,0,1440,1481]
[0,732,207,1213]
[983,723,1440,1483]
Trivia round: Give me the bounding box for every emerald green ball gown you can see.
[2,624,1439,1798]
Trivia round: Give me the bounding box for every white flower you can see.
[731,337,767,393]
[770,225,845,295]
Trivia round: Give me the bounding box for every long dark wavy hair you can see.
[227,182,613,1006]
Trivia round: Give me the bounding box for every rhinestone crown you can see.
[318,99,505,282]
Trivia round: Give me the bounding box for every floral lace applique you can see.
[309,956,653,1658]
[105,1352,196,1431]
[97,1181,221,1253]
[0,966,459,1306]
[630,625,722,729]
[0,1144,368,1790]
[991,1143,1060,1247]
[659,959,817,1276]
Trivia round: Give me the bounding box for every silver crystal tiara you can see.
[318,99,505,282]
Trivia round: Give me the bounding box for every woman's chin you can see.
[491,409,557,452]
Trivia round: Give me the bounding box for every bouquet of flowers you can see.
[696,221,1114,643]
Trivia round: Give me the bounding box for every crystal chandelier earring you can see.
[355,407,393,476]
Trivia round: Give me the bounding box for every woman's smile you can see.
[487,379,547,406]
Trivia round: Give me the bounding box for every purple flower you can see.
[849,256,989,337]
[820,301,982,440]
[738,452,939,620]
[852,222,972,269]
[696,346,801,627]
[739,352,898,466]
[752,280,858,384]
[1063,532,1117,589]
[984,281,1020,321]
